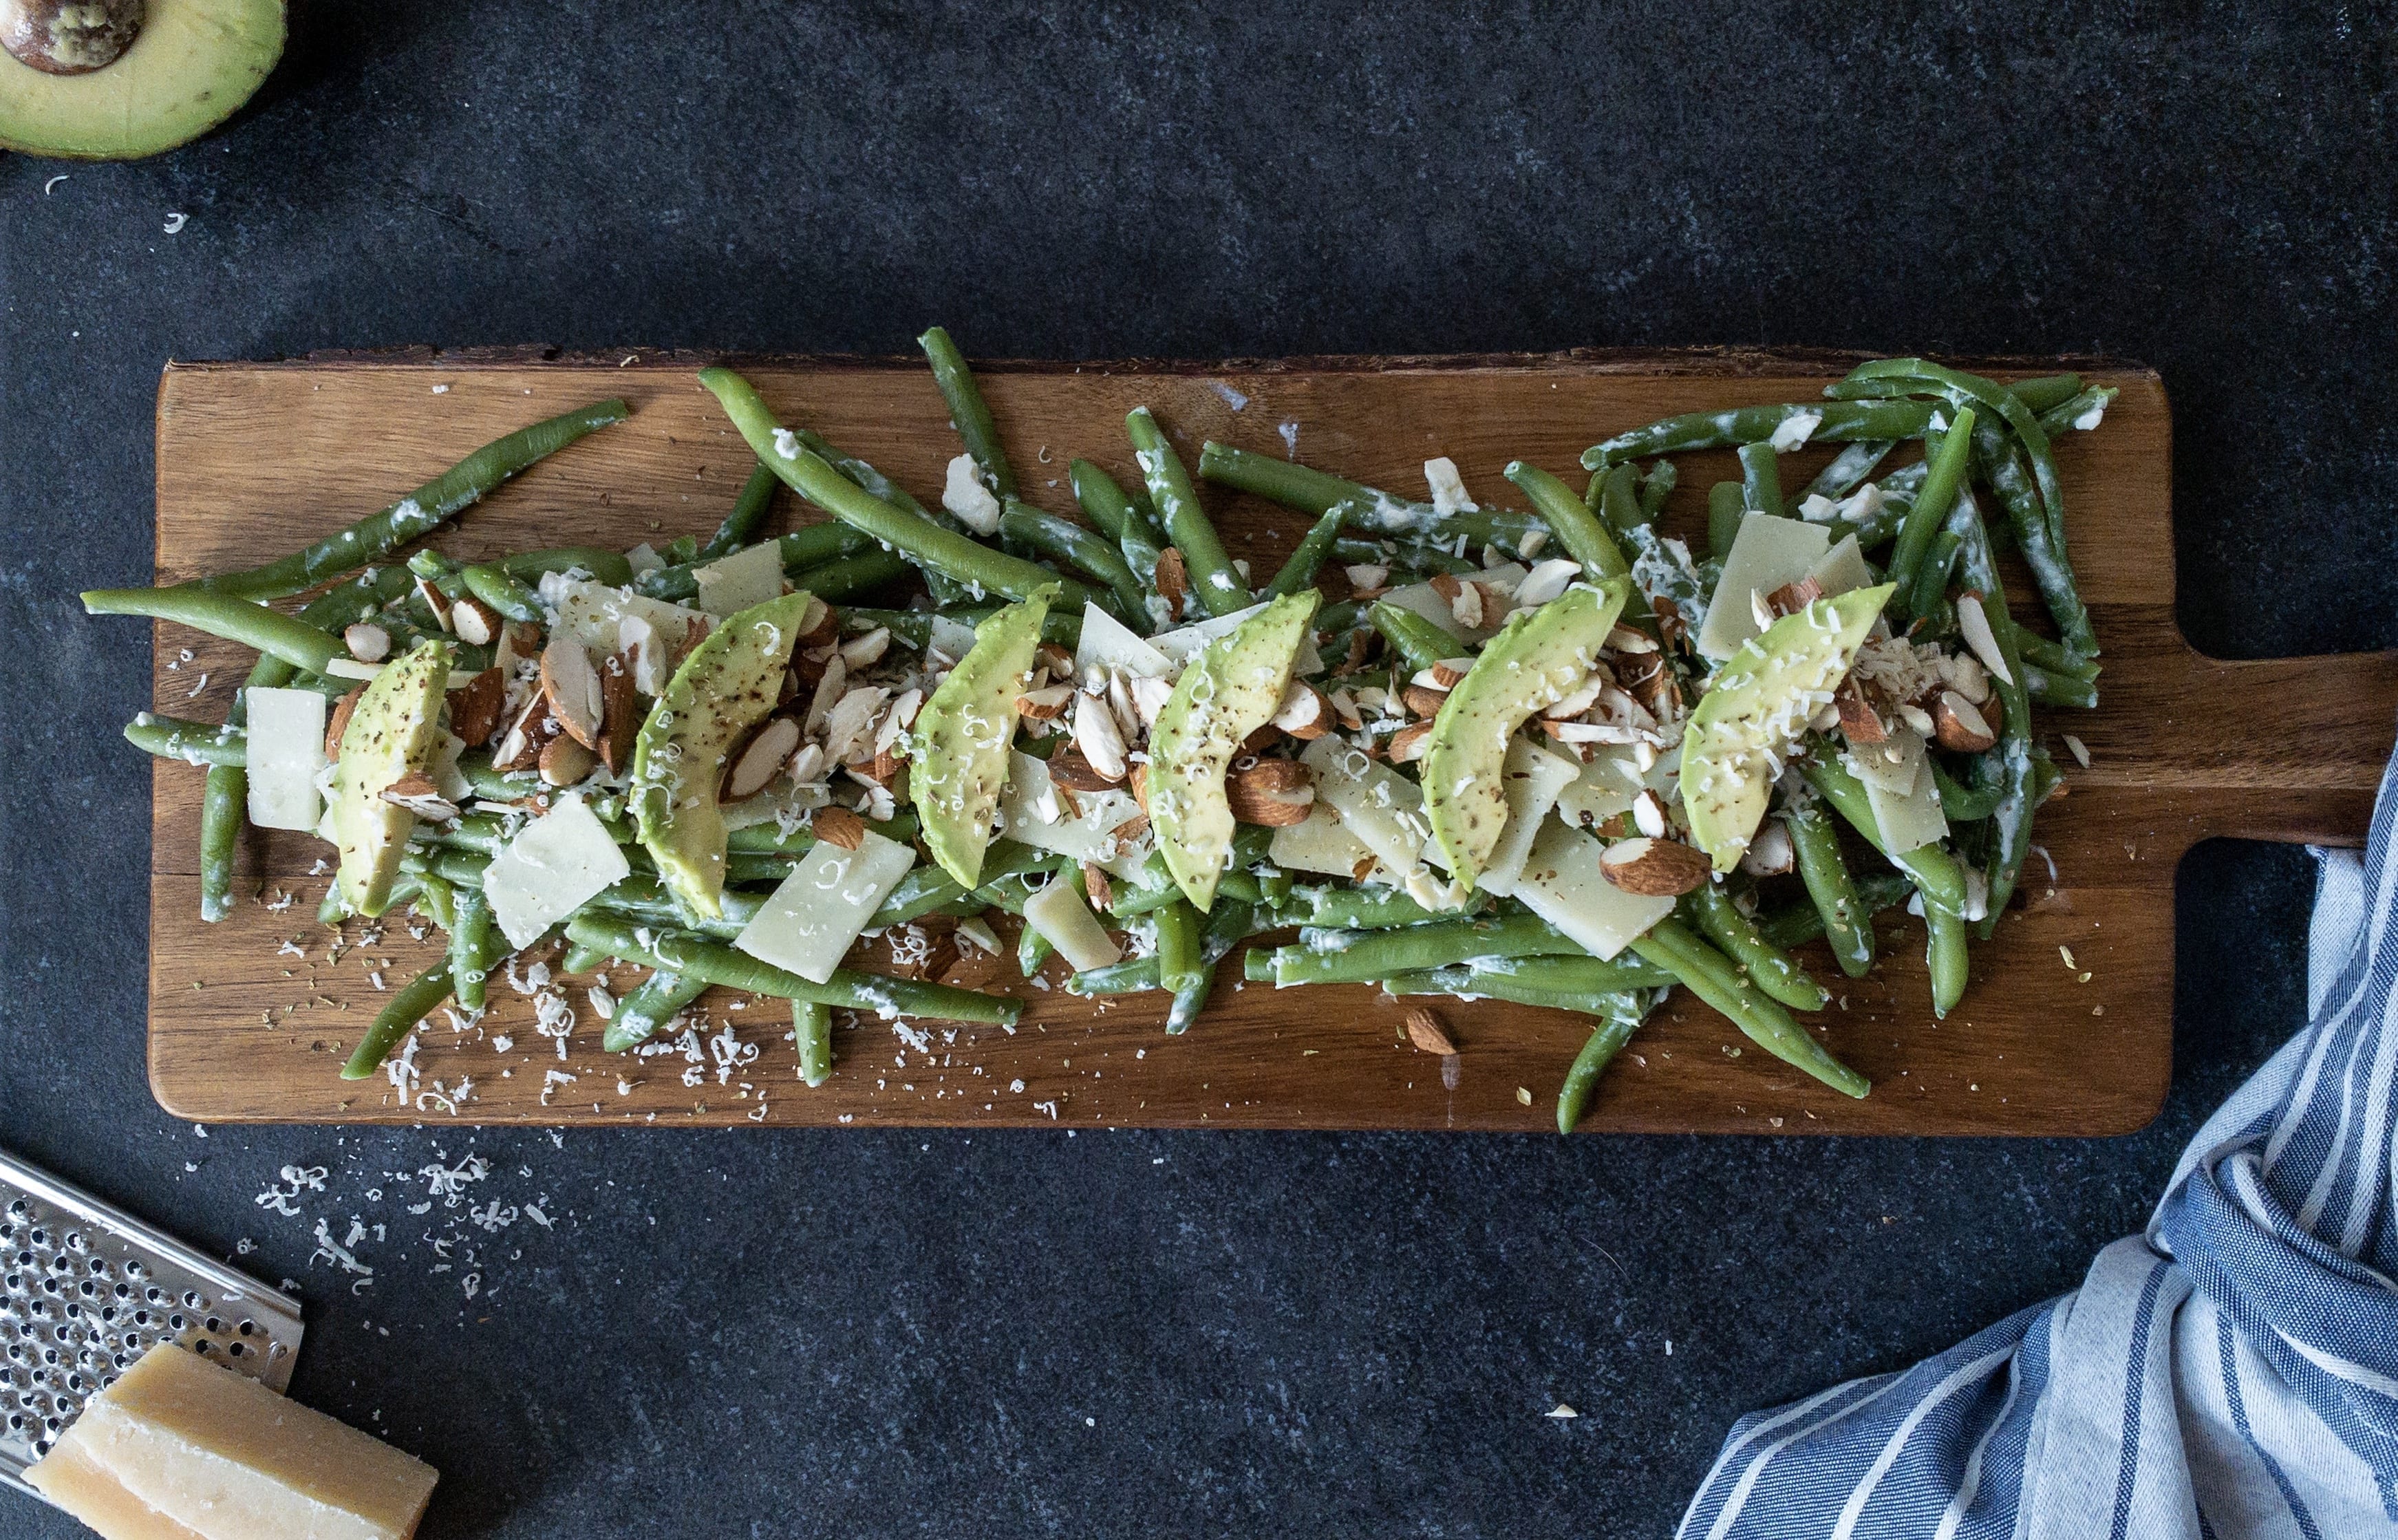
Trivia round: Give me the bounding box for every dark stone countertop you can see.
[1,4,2389,1534]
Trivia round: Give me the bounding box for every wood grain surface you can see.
[139,352,2398,1133]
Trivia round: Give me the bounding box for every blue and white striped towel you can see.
[1679,739,2398,1540]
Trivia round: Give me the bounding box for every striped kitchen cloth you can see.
[1678,741,2398,1540]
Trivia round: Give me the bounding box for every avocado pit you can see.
[2,0,143,75]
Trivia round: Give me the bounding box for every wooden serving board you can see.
[142,351,2396,1134]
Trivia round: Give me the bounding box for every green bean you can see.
[1380,967,1640,1018]
[410,870,460,932]
[1885,409,1977,612]
[1909,528,1962,619]
[1925,905,1970,1019]
[1707,482,1745,562]
[496,546,634,587]
[1638,460,1678,520]
[1504,462,1630,579]
[998,502,1148,621]
[1736,440,1784,518]
[1581,398,1938,471]
[1449,952,1674,993]
[341,961,457,1080]
[1267,509,1349,598]
[125,713,246,767]
[918,326,1016,498]
[1109,867,1262,917]
[1681,884,1827,1012]
[1973,416,2095,656]
[787,546,914,604]
[1631,919,1867,1099]
[1932,760,2002,822]
[561,942,610,974]
[1282,884,1453,929]
[791,999,835,1087]
[642,515,895,605]
[1757,872,1914,950]
[459,563,543,623]
[2024,663,2097,709]
[1784,802,1874,978]
[1070,458,1167,596]
[1195,442,1548,556]
[450,887,494,1012]
[1942,502,2039,936]
[1153,899,1203,994]
[1167,899,1254,1034]
[1267,914,1584,987]
[1066,956,1161,996]
[1799,751,1969,911]
[1831,359,2066,555]
[1369,600,1456,674]
[602,968,709,1053]
[702,462,780,562]
[565,914,1021,1025]
[2004,619,2099,681]
[198,762,246,919]
[1128,408,1249,617]
[81,587,344,674]
[782,425,974,606]
[1804,440,1896,501]
[1556,997,1655,1134]
[200,399,629,601]
[700,368,1093,608]
[726,810,920,855]
[2037,385,2117,437]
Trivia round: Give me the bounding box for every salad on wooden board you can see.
[93,334,2111,1131]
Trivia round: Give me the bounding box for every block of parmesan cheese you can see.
[25,1343,438,1540]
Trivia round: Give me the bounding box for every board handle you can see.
[2158,647,2398,846]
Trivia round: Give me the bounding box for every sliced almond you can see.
[449,595,500,647]
[344,622,391,663]
[1387,720,1433,763]
[1898,703,1938,738]
[1430,657,1475,689]
[1404,1007,1457,1057]
[1129,674,1175,729]
[1607,623,1658,654]
[1956,592,2016,687]
[1126,762,1150,812]
[1834,676,1886,744]
[597,653,639,773]
[1048,748,1120,793]
[1153,546,1191,621]
[1015,683,1074,721]
[447,667,506,749]
[839,625,890,671]
[723,716,801,803]
[1035,642,1076,679]
[804,654,848,738]
[1344,563,1390,592]
[1271,681,1329,739]
[1110,811,1150,848]
[323,687,365,760]
[493,692,555,771]
[1932,690,1998,753]
[859,745,906,798]
[540,637,606,751]
[1540,670,1609,721]
[538,733,595,788]
[1598,836,1711,897]
[813,806,868,851]
[1513,557,1582,609]
[1402,683,1450,718]
[1631,789,1669,839]
[1225,758,1315,826]
[1336,628,1373,676]
[378,773,459,822]
[823,685,890,765]
[1329,687,1364,731]
[1427,572,1464,603]
[1073,693,1129,782]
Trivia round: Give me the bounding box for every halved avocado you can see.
[1150,590,1318,910]
[908,588,1054,888]
[0,0,283,160]
[1681,584,1894,870]
[1423,577,1630,887]
[331,638,450,917]
[631,590,814,920]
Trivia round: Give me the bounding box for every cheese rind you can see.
[24,1343,438,1540]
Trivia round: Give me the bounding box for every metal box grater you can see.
[0,1148,304,1504]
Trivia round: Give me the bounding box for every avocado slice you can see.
[908,588,1055,888]
[1,0,284,161]
[1422,577,1631,887]
[1150,589,1318,910]
[1681,584,1894,871]
[331,638,451,917]
[632,590,814,919]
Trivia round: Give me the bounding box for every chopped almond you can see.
[1336,629,1372,677]
[1126,762,1150,812]
[813,806,868,851]
[795,595,838,650]
[597,653,639,773]
[1153,546,1191,621]
[1764,576,1825,617]
[1834,676,1886,744]
[323,686,365,760]
[1015,683,1074,721]
[540,637,606,751]
[378,773,459,822]
[1616,650,1676,717]
[1430,657,1474,689]
[1387,720,1433,763]
[1272,681,1330,739]
[1080,862,1114,912]
[1402,684,1450,718]
[1933,690,1997,753]
[1073,694,1129,781]
[1240,721,1283,756]
[1225,758,1315,826]
[1049,749,1121,792]
[344,622,390,663]
[493,692,555,771]
[1597,836,1711,897]
[722,717,801,803]
[839,625,891,671]
[1350,855,1378,883]
[538,733,595,788]
[1109,812,1150,847]
[1405,1008,1457,1056]
[1035,642,1077,679]
[1427,572,1463,602]
[447,667,506,749]
[449,595,499,647]
[412,577,454,634]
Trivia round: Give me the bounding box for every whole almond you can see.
[1153,546,1191,621]
[447,667,506,749]
[1225,758,1315,826]
[538,733,596,788]
[1405,1008,1457,1056]
[1402,683,1450,718]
